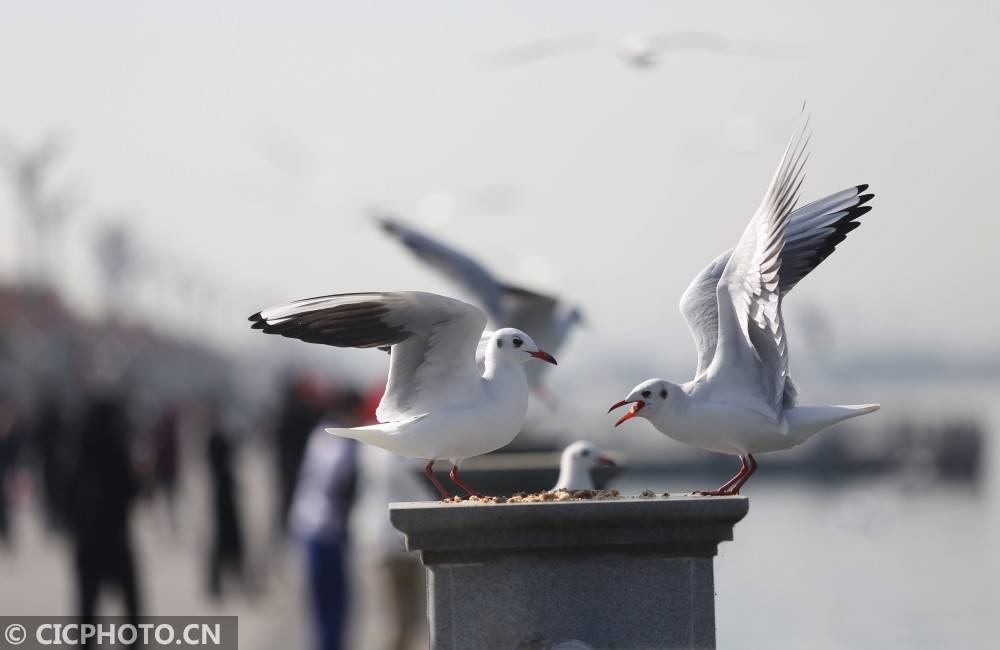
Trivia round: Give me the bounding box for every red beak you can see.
[608,399,645,427]
[597,455,616,467]
[529,350,557,365]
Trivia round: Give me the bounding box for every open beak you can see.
[529,350,558,365]
[596,455,616,467]
[608,399,645,427]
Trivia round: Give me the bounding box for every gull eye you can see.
[660,388,668,399]
[581,449,590,457]
[496,340,503,348]
[641,390,651,399]
[512,337,523,348]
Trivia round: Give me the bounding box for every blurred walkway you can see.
[0,446,307,649]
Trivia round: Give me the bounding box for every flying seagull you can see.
[552,440,616,491]
[609,116,879,495]
[484,30,777,70]
[249,291,556,499]
[375,212,582,403]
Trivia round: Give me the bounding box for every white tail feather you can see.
[785,403,880,445]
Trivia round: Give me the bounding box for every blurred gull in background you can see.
[610,114,880,495]
[375,211,582,406]
[483,30,779,70]
[249,291,557,499]
[552,441,616,491]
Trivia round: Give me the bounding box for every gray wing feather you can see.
[779,186,873,293]
[500,285,572,386]
[649,30,778,59]
[376,213,507,322]
[481,33,601,68]
[500,285,559,343]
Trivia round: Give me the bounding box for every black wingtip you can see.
[849,205,873,219]
[856,183,869,193]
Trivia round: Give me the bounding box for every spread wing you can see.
[249,291,487,422]
[711,116,810,415]
[779,185,873,292]
[499,285,559,345]
[375,212,579,389]
[481,33,602,68]
[375,212,507,322]
[648,30,778,59]
[679,184,873,380]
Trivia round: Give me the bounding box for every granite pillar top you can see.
[390,495,748,557]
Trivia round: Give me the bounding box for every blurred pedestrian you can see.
[0,398,19,547]
[34,392,70,531]
[69,395,142,627]
[274,376,326,535]
[290,390,362,650]
[205,410,246,599]
[149,404,181,531]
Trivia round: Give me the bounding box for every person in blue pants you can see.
[290,391,361,650]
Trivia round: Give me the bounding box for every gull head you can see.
[490,328,557,366]
[554,440,616,490]
[608,379,671,427]
[562,440,616,470]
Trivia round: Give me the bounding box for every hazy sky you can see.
[2,1,998,382]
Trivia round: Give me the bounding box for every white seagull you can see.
[375,212,582,402]
[484,31,777,71]
[552,440,616,491]
[249,291,556,499]
[609,117,880,495]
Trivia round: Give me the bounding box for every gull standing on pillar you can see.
[609,116,880,495]
[249,291,556,499]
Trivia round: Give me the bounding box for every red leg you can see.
[424,460,450,500]
[716,456,749,493]
[449,464,484,498]
[694,456,748,496]
[729,454,757,495]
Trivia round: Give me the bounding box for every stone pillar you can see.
[389,496,749,650]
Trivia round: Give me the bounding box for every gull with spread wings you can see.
[484,30,778,70]
[374,213,582,405]
[609,116,879,495]
[250,291,556,499]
